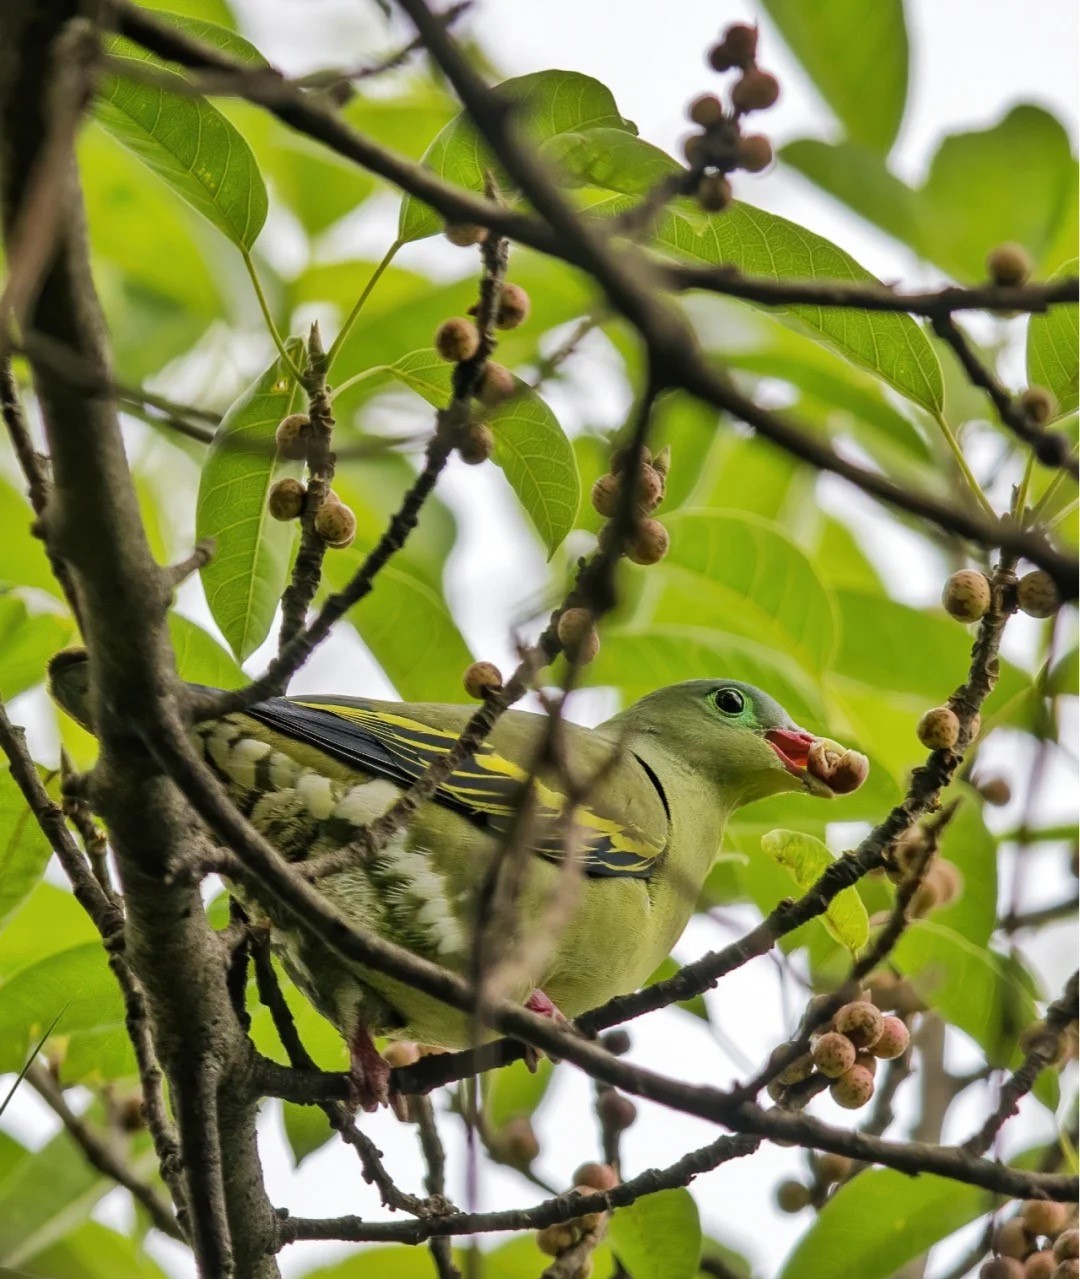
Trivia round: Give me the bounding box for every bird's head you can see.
[604,679,868,811]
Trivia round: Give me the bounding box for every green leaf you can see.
[320,557,473,702]
[779,139,919,249]
[0,596,71,700]
[723,323,932,465]
[543,128,680,195]
[916,107,1077,281]
[760,0,908,152]
[1027,258,1079,417]
[831,590,1029,715]
[652,511,837,673]
[82,123,225,325]
[139,0,236,24]
[0,943,124,1074]
[891,920,1037,1066]
[246,961,345,1070]
[693,433,811,525]
[646,957,709,1021]
[0,476,60,598]
[282,1101,333,1168]
[167,613,245,688]
[95,35,268,250]
[0,768,53,932]
[648,201,943,414]
[196,341,305,661]
[387,349,579,554]
[779,1163,1010,1279]
[811,517,884,595]
[1047,644,1079,699]
[325,250,592,423]
[23,1220,171,1279]
[483,1057,554,1131]
[474,1236,616,1278]
[699,1236,753,1279]
[302,1245,444,1278]
[608,1187,702,1279]
[399,70,635,241]
[242,86,458,240]
[0,1104,155,1268]
[784,107,1078,282]
[933,787,997,948]
[760,829,869,954]
[582,626,827,727]
[328,459,459,592]
[58,1025,139,1086]
[142,13,265,67]
[304,1237,619,1279]
[0,883,99,977]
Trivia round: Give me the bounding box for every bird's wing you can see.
[242,695,668,879]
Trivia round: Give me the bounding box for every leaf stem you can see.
[326,239,402,372]
[932,412,997,521]
[242,251,303,381]
[328,365,388,402]
[1013,450,1037,522]
[1046,496,1078,532]
[1029,464,1075,523]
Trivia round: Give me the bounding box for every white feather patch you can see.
[436,930,464,956]
[268,752,301,790]
[228,737,273,790]
[391,851,432,881]
[408,870,444,901]
[332,779,399,826]
[296,771,335,820]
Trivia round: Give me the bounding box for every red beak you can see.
[765,728,816,776]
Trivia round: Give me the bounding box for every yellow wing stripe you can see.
[291,700,660,875]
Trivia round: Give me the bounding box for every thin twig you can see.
[413,1096,460,1278]
[277,324,333,651]
[279,1133,756,1244]
[667,264,1078,318]
[962,971,1079,1155]
[999,897,1080,933]
[932,313,1076,475]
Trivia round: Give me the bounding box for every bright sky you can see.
[6,3,1077,1278]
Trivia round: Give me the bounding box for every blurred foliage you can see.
[0,2,1076,1278]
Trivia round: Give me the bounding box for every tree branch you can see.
[0,6,282,1272]
[279,1133,756,1244]
[666,264,1078,317]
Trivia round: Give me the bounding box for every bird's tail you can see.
[46,648,94,733]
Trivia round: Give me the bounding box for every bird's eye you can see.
[714,688,745,715]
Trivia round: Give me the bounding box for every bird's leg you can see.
[522,988,568,1071]
[348,1020,391,1113]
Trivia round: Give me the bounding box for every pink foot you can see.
[348,1022,391,1113]
[524,989,567,1070]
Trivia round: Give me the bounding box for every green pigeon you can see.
[48,650,867,1107]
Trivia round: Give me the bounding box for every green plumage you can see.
[48,652,852,1060]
